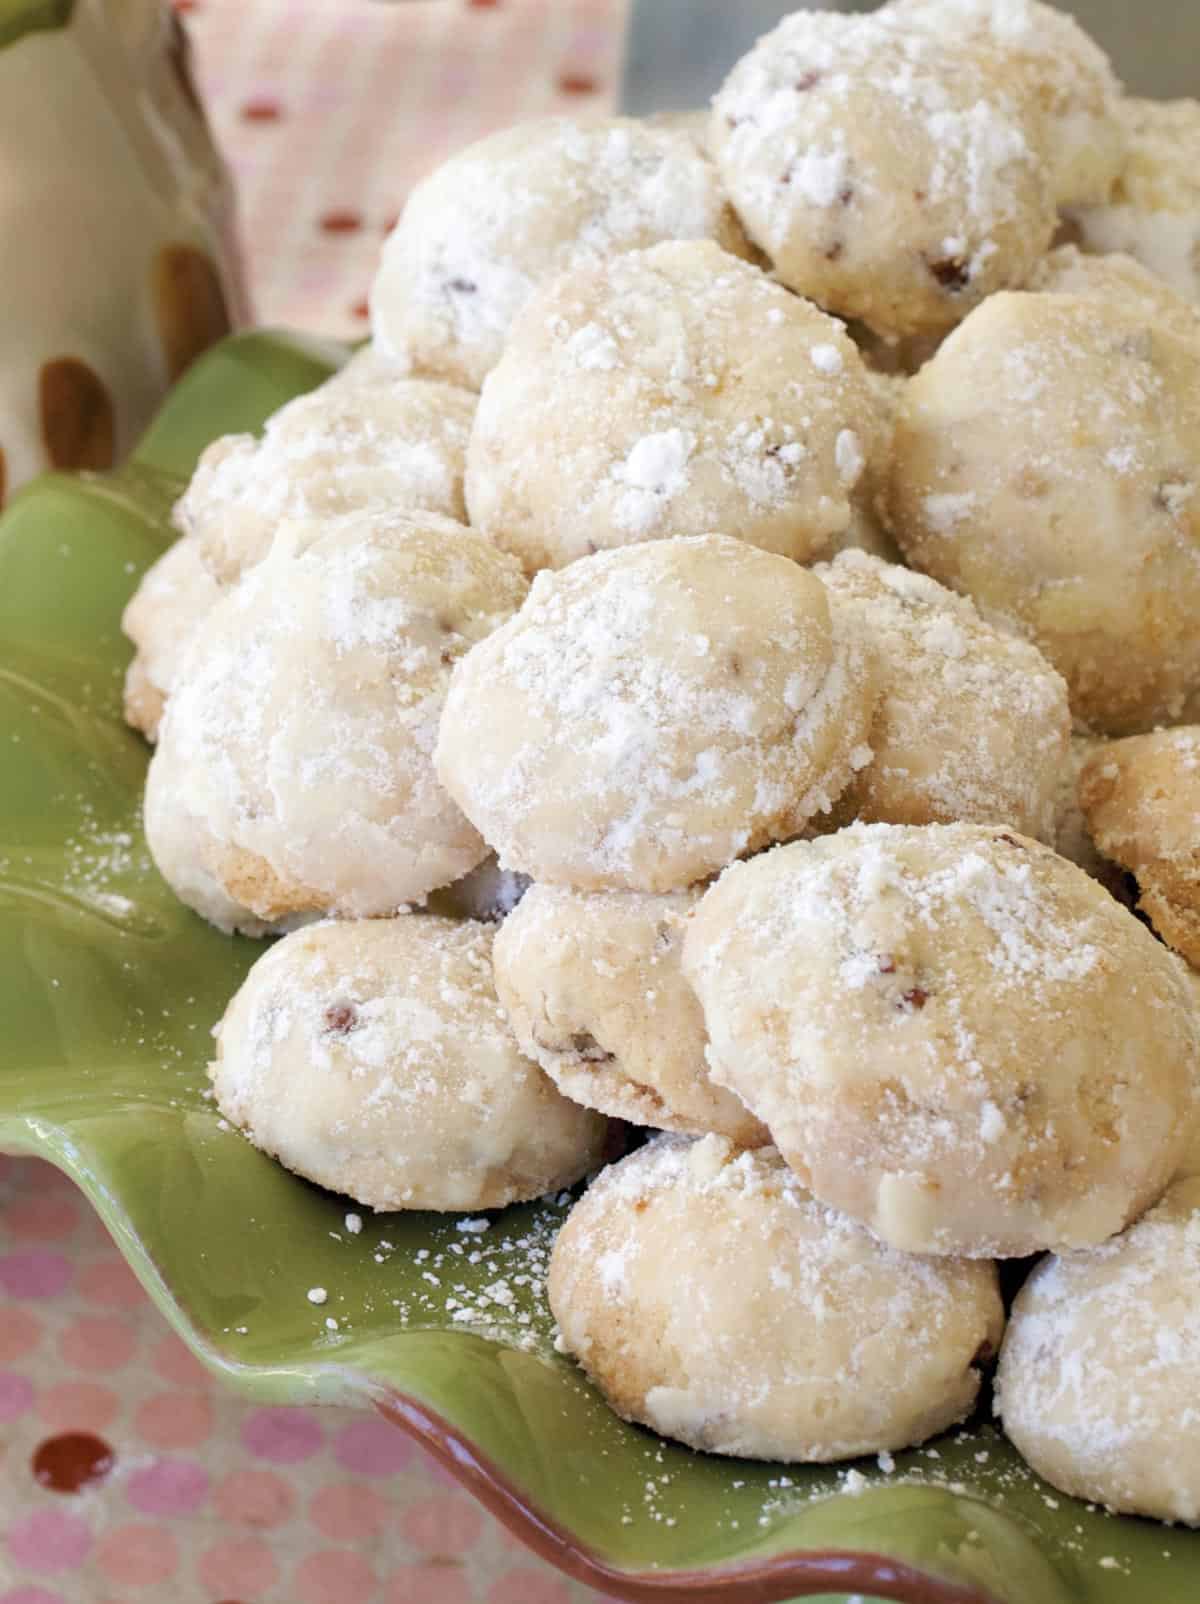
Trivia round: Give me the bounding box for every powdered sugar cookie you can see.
[435,535,877,892]
[145,510,527,934]
[211,917,606,1211]
[1079,728,1200,968]
[549,1135,1003,1461]
[886,291,1200,733]
[175,374,476,584]
[1026,242,1200,344]
[124,351,444,739]
[683,823,1198,1257]
[122,536,221,742]
[815,551,1070,839]
[710,11,1055,340]
[1064,98,1200,308]
[885,0,1124,207]
[466,241,881,571]
[996,1177,1200,1524]
[371,116,750,391]
[493,885,765,1143]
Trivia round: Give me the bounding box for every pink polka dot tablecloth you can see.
[0,1155,613,1603]
[4,13,628,1601]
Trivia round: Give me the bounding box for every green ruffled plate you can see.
[0,329,1190,1604]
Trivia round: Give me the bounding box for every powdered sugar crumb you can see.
[923,491,978,533]
[612,429,696,535]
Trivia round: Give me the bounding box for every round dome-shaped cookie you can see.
[815,550,1070,839]
[884,0,1124,207]
[682,822,1199,1257]
[1026,243,1200,345]
[710,11,1055,341]
[1078,728,1200,968]
[175,374,476,584]
[549,1135,1004,1461]
[122,536,222,742]
[466,241,881,571]
[370,116,750,391]
[493,885,766,1143]
[210,917,606,1211]
[145,510,528,933]
[435,534,877,892]
[996,1177,1200,1523]
[886,291,1200,734]
[1064,98,1200,309]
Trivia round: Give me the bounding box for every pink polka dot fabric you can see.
[183,0,629,339]
[0,1157,615,1600]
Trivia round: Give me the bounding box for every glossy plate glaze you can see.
[0,330,1191,1604]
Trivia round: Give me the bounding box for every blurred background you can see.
[621,0,1195,113]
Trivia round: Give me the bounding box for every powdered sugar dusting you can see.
[923,491,978,533]
[210,916,603,1212]
[436,534,876,890]
[685,820,1198,1256]
[818,550,1070,840]
[887,0,1123,206]
[811,343,844,374]
[551,1135,1002,1461]
[466,239,885,570]
[997,1180,1200,1522]
[371,115,746,386]
[612,428,696,536]
[711,7,1054,335]
[174,374,476,582]
[147,511,528,925]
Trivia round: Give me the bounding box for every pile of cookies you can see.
[122,0,1200,1529]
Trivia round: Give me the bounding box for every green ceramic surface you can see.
[0,329,1190,1604]
[0,0,74,52]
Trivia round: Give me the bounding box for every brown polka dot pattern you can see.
[320,210,363,235]
[241,97,282,122]
[154,244,233,382]
[38,358,115,472]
